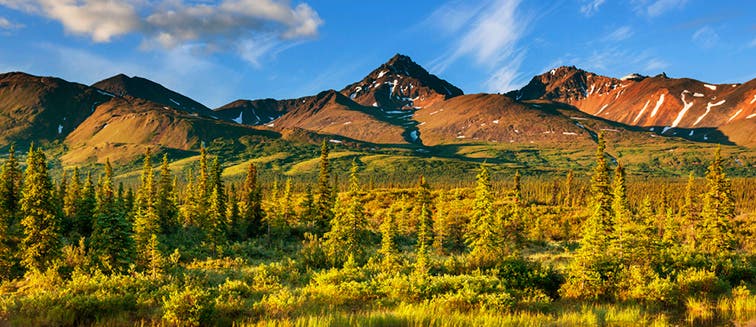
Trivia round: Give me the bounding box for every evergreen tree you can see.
[207,157,227,249]
[76,171,96,238]
[0,144,22,226]
[19,146,61,271]
[564,170,574,207]
[324,160,367,265]
[698,147,736,255]
[133,149,160,267]
[315,140,333,234]
[680,172,698,248]
[90,159,133,273]
[563,134,615,299]
[156,154,178,233]
[225,184,240,240]
[379,207,400,272]
[241,163,264,238]
[415,203,432,276]
[299,185,318,229]
[416,176,433,239]
[513,170,522,205]
[432,192,450,254]
[145,233,165,277]
[0,145,22,278]
[465,165,501,262]
[63,167,81,224]
[609,163,637,265]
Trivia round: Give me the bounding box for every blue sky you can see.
[0,0,754,108]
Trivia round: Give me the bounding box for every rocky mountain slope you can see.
[510,66,756,146]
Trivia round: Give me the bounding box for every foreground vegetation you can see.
[0,135,754,326]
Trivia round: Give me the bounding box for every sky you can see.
[0,0,754,108]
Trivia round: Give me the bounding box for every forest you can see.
[0,134,754,326]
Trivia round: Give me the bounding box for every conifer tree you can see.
[315,140,333,234]
[379,207,400,272]
[299,185,317,229]
[145,233,164,277]
[324,160,366,265]
[680,172,698,248]
[19,146,61,271]
[63,167,81,225]
[133,149,160,267]
[0,144,22,226]
[698,147,736,255]
[466,165,500,262]
[156,154,178,233]
[241,163,264,238]
[90,159,133,273]
[432,192,450,254]
[564,170,574,207]
[513,170,522,205]
[207,157,227,248]
[416,176,433,239]
[609,163,634,265]
[225,184,240,240]
[76,171,96,238]
[562,134,615,299]
[56,170,67,218]
[0,145,22,279]
[415,203,432,276]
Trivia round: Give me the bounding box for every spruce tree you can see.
[19,146,61,271]
[324,160,367,265]
[513,170,522,205]
[63,167,82,235]
[90,159,133,273]
[133,149,160,267]
[466,165,500,262]
[241,163,264,238]
[0,144,22,226]
[207,157,227,249]
[609,163,634,265]
[415,203,432,276]
[76,171,96,238]
[680,172,698,248]
[315,140,333,234]
[698,147,736,255]
[299,185,317,229]
[156,154,178,233]
[379,207,400,272]
[564,170,574,207]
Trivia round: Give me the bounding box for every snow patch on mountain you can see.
[727,109,743,123]
[633,100,651,124]
[650,93,665,117]
[703,84,717,90]
[667,92,694,132]
[233,112,243,124]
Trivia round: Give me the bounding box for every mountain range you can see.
[0,54,753,167]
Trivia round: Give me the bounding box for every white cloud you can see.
[692,26,719,49]
[555,48,668,76]
[428,0,532,93]
[632,0,688,17]
[0,16,22,29]
[580,0,605,17]
[0,0,322,65]
[602,26,633,42]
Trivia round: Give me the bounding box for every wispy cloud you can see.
[691,26,719,48]
[0,16,22,30]
[632,0,688,17]
[0,0,323,66]
[580,0,605,17]
[555,47,668,76]
[602,26,633,42]
[427,0,533,93]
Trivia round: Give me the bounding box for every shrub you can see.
[162,285,215,327]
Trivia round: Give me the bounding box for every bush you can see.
[163,285,215,326]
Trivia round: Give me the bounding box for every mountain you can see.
[214,54,463,145]
[413,94,660,147]
[92,74,218,118]
[62,96,277,164]
[510,66,756,145]
[340,54,463,110]
[0,72,111,145]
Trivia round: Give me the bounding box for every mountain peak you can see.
[340,54,463,110]
[92,74,216,117]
